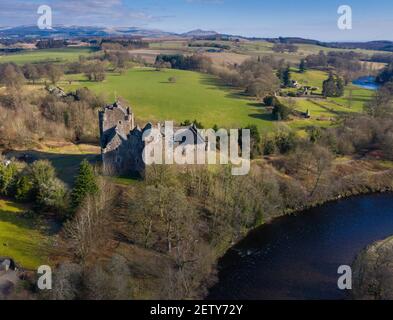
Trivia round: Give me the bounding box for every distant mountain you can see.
[1,26,393,53]
[0,25,177,39]
[0,25,221,40]
[181,29,219,37]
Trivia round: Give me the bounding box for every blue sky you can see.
[0,0,392,41]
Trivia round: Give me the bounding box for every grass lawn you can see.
[0,199,50,270]
[291,69,375,110]
[330,85,374,112]
[61,66,375,133]
[64,67,276,132]
[280,69,375,129]
[291,69,374,110]
[291,69,327,94]
[0,47,95,65]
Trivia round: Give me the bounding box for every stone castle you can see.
[99,101,208,176]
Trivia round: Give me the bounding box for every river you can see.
[208,193,393,300]
[352,76,380,90]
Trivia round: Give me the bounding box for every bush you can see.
[38,178,68,210]
[274,130,297,154]
[287,92,297,97]
[0,161,18,196]
[28,160,68,212]
[14,175,33,202]
[273,102,291,120]
[263,95,279,107]
[263,138,276,155]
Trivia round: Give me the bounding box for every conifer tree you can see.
[70,159,99,212]
[299,59,306,73]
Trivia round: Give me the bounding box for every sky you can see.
[0,0,393,41]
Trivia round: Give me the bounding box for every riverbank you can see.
[352,235,393,300]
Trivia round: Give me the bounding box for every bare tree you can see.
[63,180,113,261]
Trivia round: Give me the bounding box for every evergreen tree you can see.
[276,67,285,84]
[283,65,291,87]
[323,73,338,97]
[336,76,345,97]
[299,59,307,73]
[70,159,99,212]
[376,62,393,84]
[273,102,291,120]
[322,73,345,98]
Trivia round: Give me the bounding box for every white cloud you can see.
[0,0,164,27]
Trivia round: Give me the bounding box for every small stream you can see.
[208,193,393,300]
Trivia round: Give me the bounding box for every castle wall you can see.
[99,102,209,178]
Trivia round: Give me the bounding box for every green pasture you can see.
[64,67,276,131]
[0,199,50,270]
[0,47,94,65]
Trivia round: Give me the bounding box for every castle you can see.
[99,101,208,177]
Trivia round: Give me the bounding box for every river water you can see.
[208,193,393,300]
[352,76,380,90]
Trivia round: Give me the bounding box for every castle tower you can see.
[99,101,137,175]
[99,100,134,142]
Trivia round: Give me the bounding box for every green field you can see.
[284,69,374,127]
[0,47,94,65]
[0,199,50,269]
[330,85,374,111]
[64,67,276,131]
[291,69,327,93]
[233,40,388,63]
[62,67,376,131]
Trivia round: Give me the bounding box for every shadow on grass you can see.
[0,208,35,231]
[247,102,265,108]
[135,68,162,73]
[199,75,251,100]
[5,150,100,186]
[199,74,278,124]
[248,113,275,121]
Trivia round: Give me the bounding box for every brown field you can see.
[202,51,249,67]
[128,49,185,64]
[360,61,387,71]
